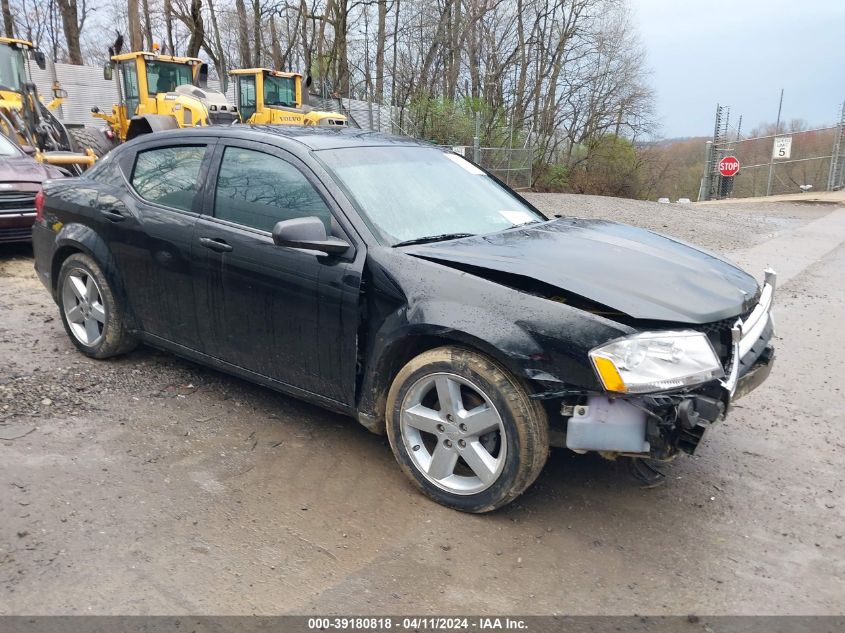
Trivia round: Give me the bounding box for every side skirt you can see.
[137,331,357,419]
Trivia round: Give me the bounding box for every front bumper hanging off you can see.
[722,268,777,402]
[564,269,777,457]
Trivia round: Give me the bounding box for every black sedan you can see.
[32,127,776,512]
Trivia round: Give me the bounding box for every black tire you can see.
[57,253,137,359]
[68,125,116,158]
[386,346,549,513]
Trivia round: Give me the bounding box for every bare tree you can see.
[55,0,85,63]
[127,0,142,50]
[234,0,251,65]
[2,0,14,38]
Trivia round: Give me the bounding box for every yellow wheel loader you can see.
[95,46,238,142]
[0,37,97,173]
[230,68,347,127]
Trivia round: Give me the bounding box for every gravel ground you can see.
[524,193,832,254]
[1,195,843,616]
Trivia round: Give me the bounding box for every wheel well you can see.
[51,245,84,293]
[126,118,153,141]
[360,333,529,435]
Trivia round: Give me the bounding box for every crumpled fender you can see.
[356,249,633,431]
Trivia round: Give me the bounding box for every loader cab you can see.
[230,68,347,127]
[111,52,202,118]
[0,37,46,96]
[231,68,306,124]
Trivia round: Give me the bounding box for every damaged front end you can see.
[555,269,777,460]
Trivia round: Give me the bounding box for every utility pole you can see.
[766,89,784,197]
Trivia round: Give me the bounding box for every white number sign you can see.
[773,136,792,160]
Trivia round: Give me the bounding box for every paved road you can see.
[1,196,843,615]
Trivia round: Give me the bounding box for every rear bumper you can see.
[32,222,56,298]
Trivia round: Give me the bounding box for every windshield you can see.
[317,146,544,245]
[146,60,194,95]
[264,74,297,107]
[0,44,26,92]
[0,133,21,156]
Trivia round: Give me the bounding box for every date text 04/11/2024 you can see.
[307,617,528,630]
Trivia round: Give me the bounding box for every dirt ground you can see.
[1,195,843,615]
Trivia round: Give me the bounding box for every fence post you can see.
[473,112,481,164]
[827,102,845,191]
[766,89,784,196]
[698,141,714,201]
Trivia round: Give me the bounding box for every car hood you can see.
[0,155,60,182]
[404,218,760,324]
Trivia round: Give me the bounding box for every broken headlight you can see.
[589,331,723,394]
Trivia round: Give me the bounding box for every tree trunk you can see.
[390,0,399,106]
[269,16,283,69]
[374,0,386,102]
[2,0,14,39]
[206,0,226,91]
[127,0,142,51]
[185,0,203,57]
[446,0,460,100]
[299,0,311,74]
[56,0,83,64]
[164,0,175,55]
[141,0,153,50]
[251,0,261,66]
[235,0,251,67]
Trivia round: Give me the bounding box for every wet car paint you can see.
[405,218,760,324]
[31,126,770,451]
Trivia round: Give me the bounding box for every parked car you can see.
[31,127,776,512]
[0,133,67,243]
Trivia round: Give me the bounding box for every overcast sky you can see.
[632,0,845,139]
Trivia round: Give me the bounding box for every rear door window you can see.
[130,145,206,212]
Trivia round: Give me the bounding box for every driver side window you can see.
[213,147,332,233]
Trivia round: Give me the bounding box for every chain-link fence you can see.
[700,103,845,200]
[444,146,533,190]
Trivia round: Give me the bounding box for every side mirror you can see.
[197,63,209,88]
[20,145,37,156]
[271,217,348,255]
[53,86,68,99]
[103,63,113,81]
[33,50,46,70]
[305,75,312,88]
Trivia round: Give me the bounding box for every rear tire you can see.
[57,253,137,359]
[68,126,116,158]
[386,346,549,513]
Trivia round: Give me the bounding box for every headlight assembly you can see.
[589,331,723,394]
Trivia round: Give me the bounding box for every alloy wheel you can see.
[62,268,106,347]
[400,372,507,495]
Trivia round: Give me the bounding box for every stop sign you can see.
[719,156,740,177]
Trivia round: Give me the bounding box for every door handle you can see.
[101,209,125,222]
[199,237,233,253]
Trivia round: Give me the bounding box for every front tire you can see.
[386,347,549,513]
[57,253,137,359]
[68,125,116,158]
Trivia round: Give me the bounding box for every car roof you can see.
[137,125,430,151]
